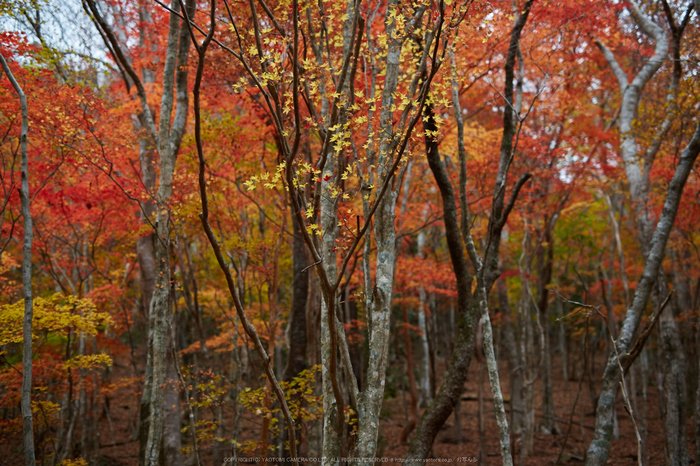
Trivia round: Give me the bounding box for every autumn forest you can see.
[1,0,699,464]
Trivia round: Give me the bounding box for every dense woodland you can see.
[1,0,700,464]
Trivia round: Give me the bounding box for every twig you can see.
[620,292,672,373]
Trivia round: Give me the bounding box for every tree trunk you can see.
[406,3,533,461]
[585,121,700,465]
[83,0,193,463]
[537,225,558,435]
[588,4,695,464]
[405,103,477,464]
[1,53,36,466]
[478,362,486,465]
[657,278,689,465]
[400,306,419,444]
[415,232,431,406]
[143,2,193,464]
[319,151,342,463]
[519,277,535,458]
[346,295,363,391]
[163,354,183,466]
[351,0,407,453]
[499,280,523,438]
[640,350,649,466]
[283,212,308,382]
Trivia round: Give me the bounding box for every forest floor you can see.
[379,354,668,465]
[0,351,676,465]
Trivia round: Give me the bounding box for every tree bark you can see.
[656,276,690,465]
[518,225,536,458]
[319,152,343,463]
[499,280,523,438]
[351,0,405,454]
[284,212,308,382]
[163,354,183,466]
[0,52,35,466]
[83,0,193,463]
[590,4,694,464]
[405,103,476,464]
[405,3,533,462]
[536,221,559,434]
[415,231,432,406]
[400,306,419,443]
[585,121,700,465]
[143,1,192,458]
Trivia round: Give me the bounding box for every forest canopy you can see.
[1,0,699,465]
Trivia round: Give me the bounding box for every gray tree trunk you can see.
[657,276,689,465]
[557,298,568,381]
[405,4,533,462]
[163,335,183,466]
[134,19,158,462]
[0,53,35,466]
[585,122,700,465]
[284,212,308,382]
[518,226,536,458]
[536,222,558,435]
[143,2,192,460]
[590,4,694,464]
[499,280,523,437]
[415,230,432,407]
[351,0,405,455]
[319,151,342,463]
[84,0,193,463]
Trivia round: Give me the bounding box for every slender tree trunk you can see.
[281,212,309,455]
[319,152,342,463]
[84,0,193,462]
[416,225,432,406]
[135,121,156,320]
[400,307,419,443]
[353,190,399,460]
[1,53,36,466]
[284,212,308,382]
[163,354,183,466]
[536,223,558,435]
[143,3,193,463]
[405,103,476,464]
[519,278,535,458]
[478,362,486,465]
[672,250,696,417]
[657,278,689,465]
[347,295,363,391]
[499,280,523,438]
[415,242,431,406]
[477,288,514,466]
[588,5,696,464]
[640,350,649,466]
[78,328,88,461]
[352,0,405,453]
[518,212,537,459]
[557,298,568,382]
[406,4,533,461]
[585,122,700,465]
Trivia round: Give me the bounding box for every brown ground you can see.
[379,355,669,465]
[0,352,678,465]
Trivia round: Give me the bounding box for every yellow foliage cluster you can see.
[62,354,113,371]
[0,293,113,346]
[60,458,88,466]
